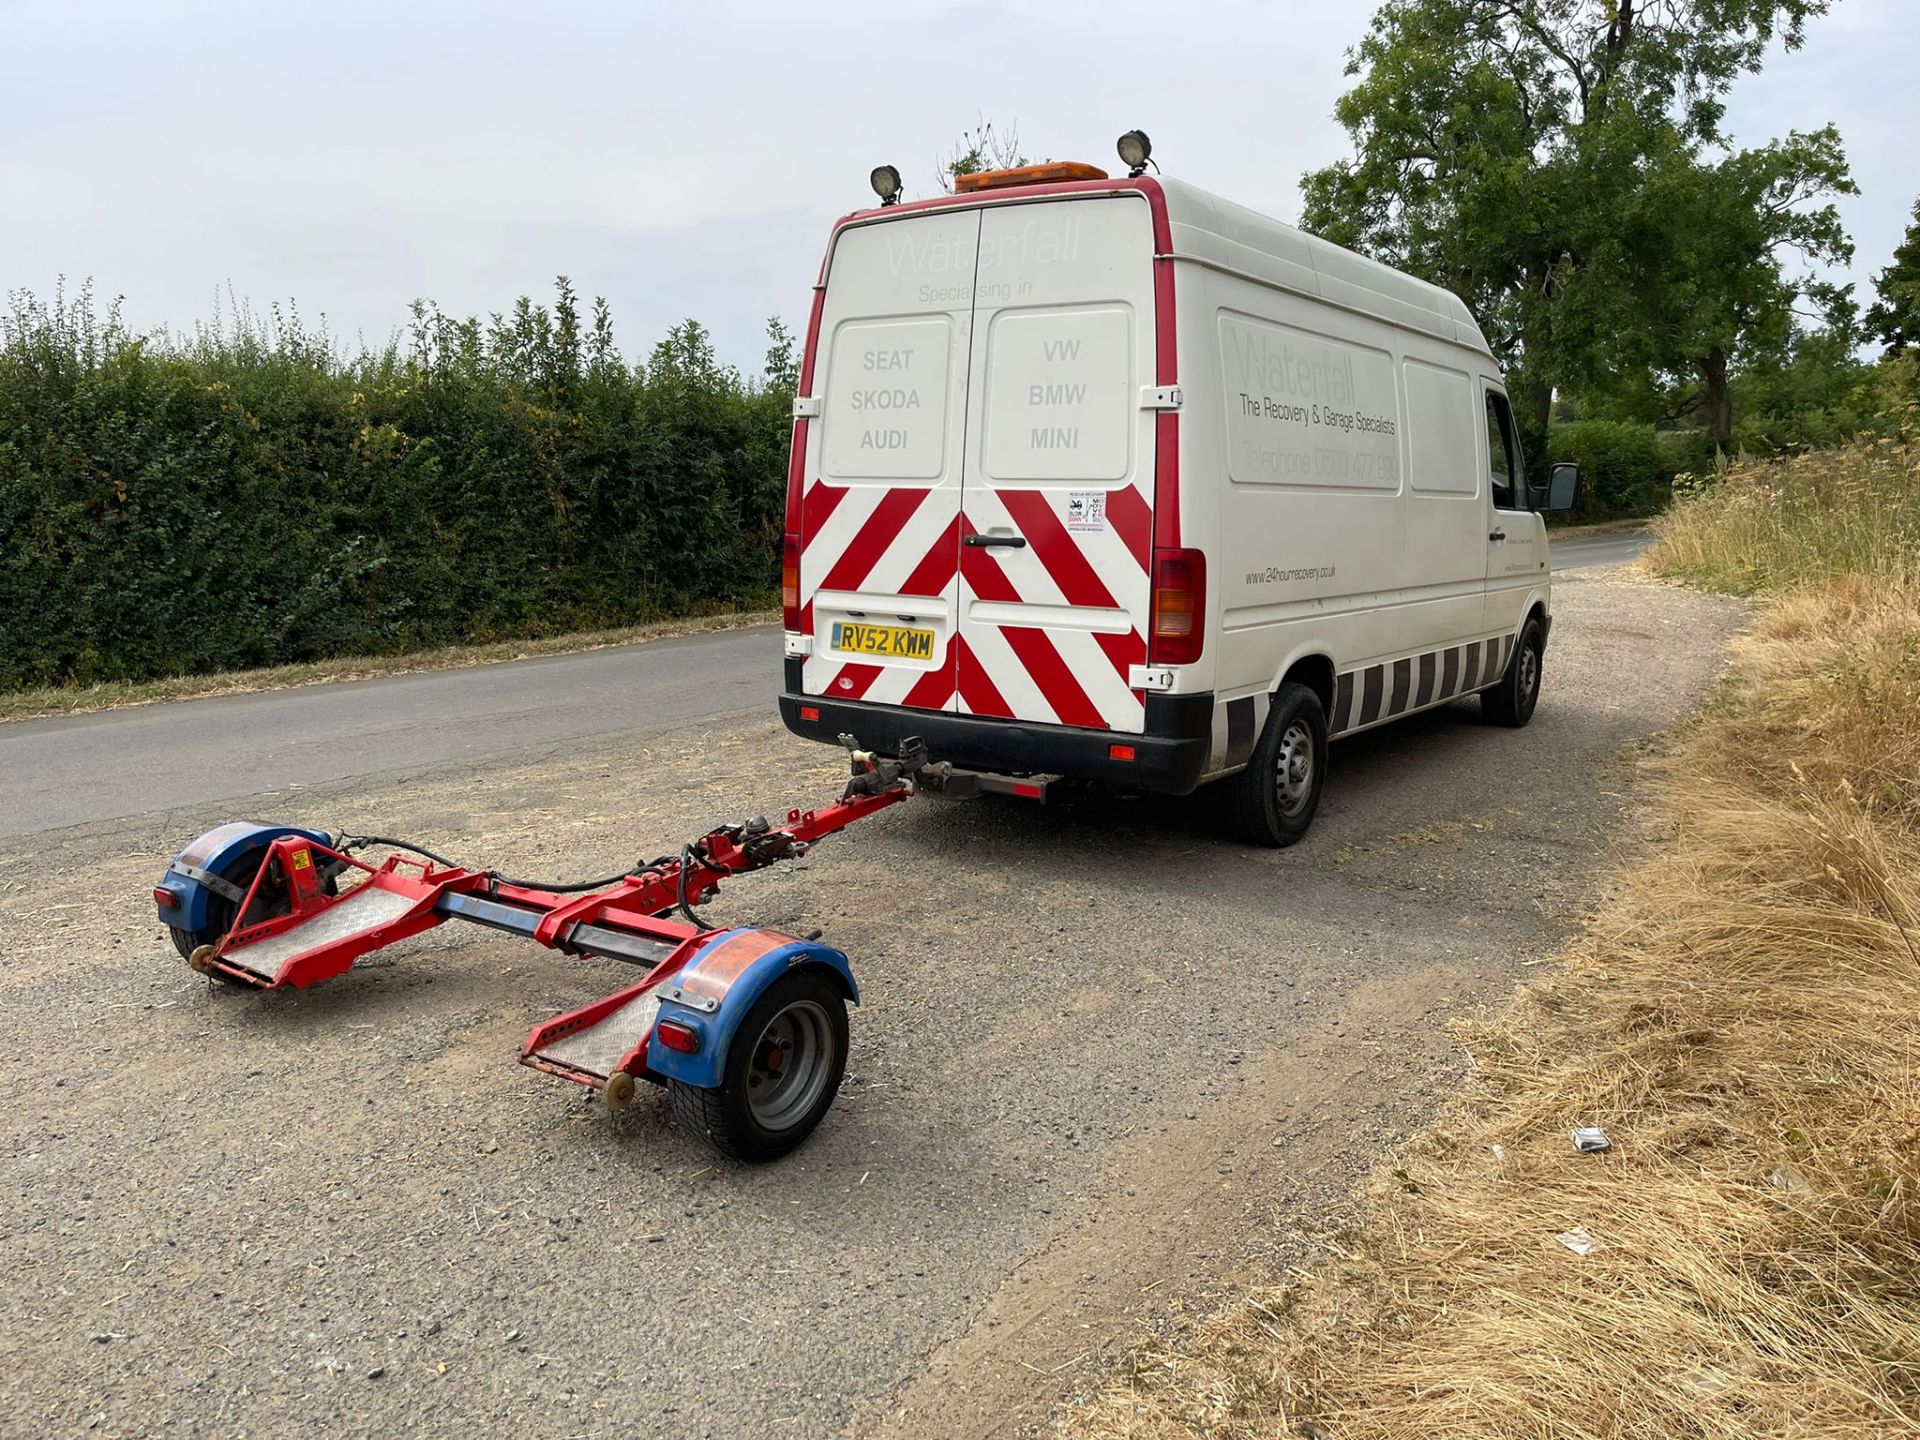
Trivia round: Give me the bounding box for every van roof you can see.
[831,174,1492,358]
[1154,175,1491,357]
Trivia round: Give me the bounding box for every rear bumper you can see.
[779,679,1214,796]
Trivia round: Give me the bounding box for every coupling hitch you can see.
[840,733,933,797]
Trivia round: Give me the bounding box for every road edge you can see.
[0,608,780,726]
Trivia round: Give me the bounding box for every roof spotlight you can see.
[1116,129,1153,177]
[870,164,903,206]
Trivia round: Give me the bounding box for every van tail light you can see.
[781,534,801,631]
[1149,548,1206,666]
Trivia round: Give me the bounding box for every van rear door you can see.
[796,209,978,712]
[952,197,1159,734]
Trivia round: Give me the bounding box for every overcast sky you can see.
[3,0,1912,373]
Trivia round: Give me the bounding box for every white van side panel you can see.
[1176,257,1528,776]
[1190,268,1489,756]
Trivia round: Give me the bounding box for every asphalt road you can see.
[1550,527,1656,570]
[0,556,1738,1440]
[0,530,1650,839]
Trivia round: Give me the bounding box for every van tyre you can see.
[1483,618,1545,728]
[1222,682,1328,848]
[667,969,849,1163]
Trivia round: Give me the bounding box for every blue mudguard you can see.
[154,821,333,933]
[647,927,858,1090]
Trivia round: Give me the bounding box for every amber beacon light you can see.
[953,161,1109,193]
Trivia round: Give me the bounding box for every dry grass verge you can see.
[1065,480,1920,1434]
[0,607,777,725]
[1647,435,1919,593]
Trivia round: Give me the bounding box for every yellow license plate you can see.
[831,621,935,659]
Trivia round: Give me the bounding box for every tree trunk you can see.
[1699,347,1733,454]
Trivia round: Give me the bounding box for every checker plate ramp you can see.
[223,882,422,983]
[531,990,662,1081]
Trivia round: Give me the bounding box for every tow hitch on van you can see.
[150,738,935,1162]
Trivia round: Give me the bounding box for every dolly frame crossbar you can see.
[205,786,910,993]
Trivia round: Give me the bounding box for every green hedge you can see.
[0,284,796,689]
[1545,420,1711,520]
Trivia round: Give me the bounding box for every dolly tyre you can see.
[1222,681,1328,848]
[1483,618,1545,728]
[668,969,849,1163]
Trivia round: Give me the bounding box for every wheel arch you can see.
[1273,648,1336,715]
[1519,589,1554,651]
[157,821,333,935]
[648,931,857,1090]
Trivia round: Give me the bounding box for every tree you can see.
[936,119,1032,195]
[1726,319,1875,451]
[1622,128,1854,448]
[1865,198,1920,356]
[1301,0,1842,453]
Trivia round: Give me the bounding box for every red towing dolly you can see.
[152,738,942,1161]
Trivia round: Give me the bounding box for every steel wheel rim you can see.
[1274,719,1315,817]
[1519,644,1539,704]
[745,999,834,1132]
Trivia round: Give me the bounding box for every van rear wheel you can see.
[1221,682,1328,848]
[1483,618,1545,728]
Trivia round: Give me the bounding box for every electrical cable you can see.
[488,859,671,894]
[340,830,746,932]
[341,832,678,896]
[676,844,715,930]
[335,834,463,869]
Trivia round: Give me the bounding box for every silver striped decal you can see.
[1328,633,1514,739]
[1204,631,1521,773]
[1211,689,1273,773]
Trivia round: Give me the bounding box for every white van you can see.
[777,144,1579,845]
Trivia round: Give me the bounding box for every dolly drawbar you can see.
[151,739,928,1162]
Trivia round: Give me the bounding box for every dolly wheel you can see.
[668,970,849,1163]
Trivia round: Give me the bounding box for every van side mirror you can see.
[1533,463,1579,514]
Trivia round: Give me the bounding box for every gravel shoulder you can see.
[0,567,1743,1439]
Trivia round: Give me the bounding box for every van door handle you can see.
[963,533,1028,549]
[1488,529,1506,542]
